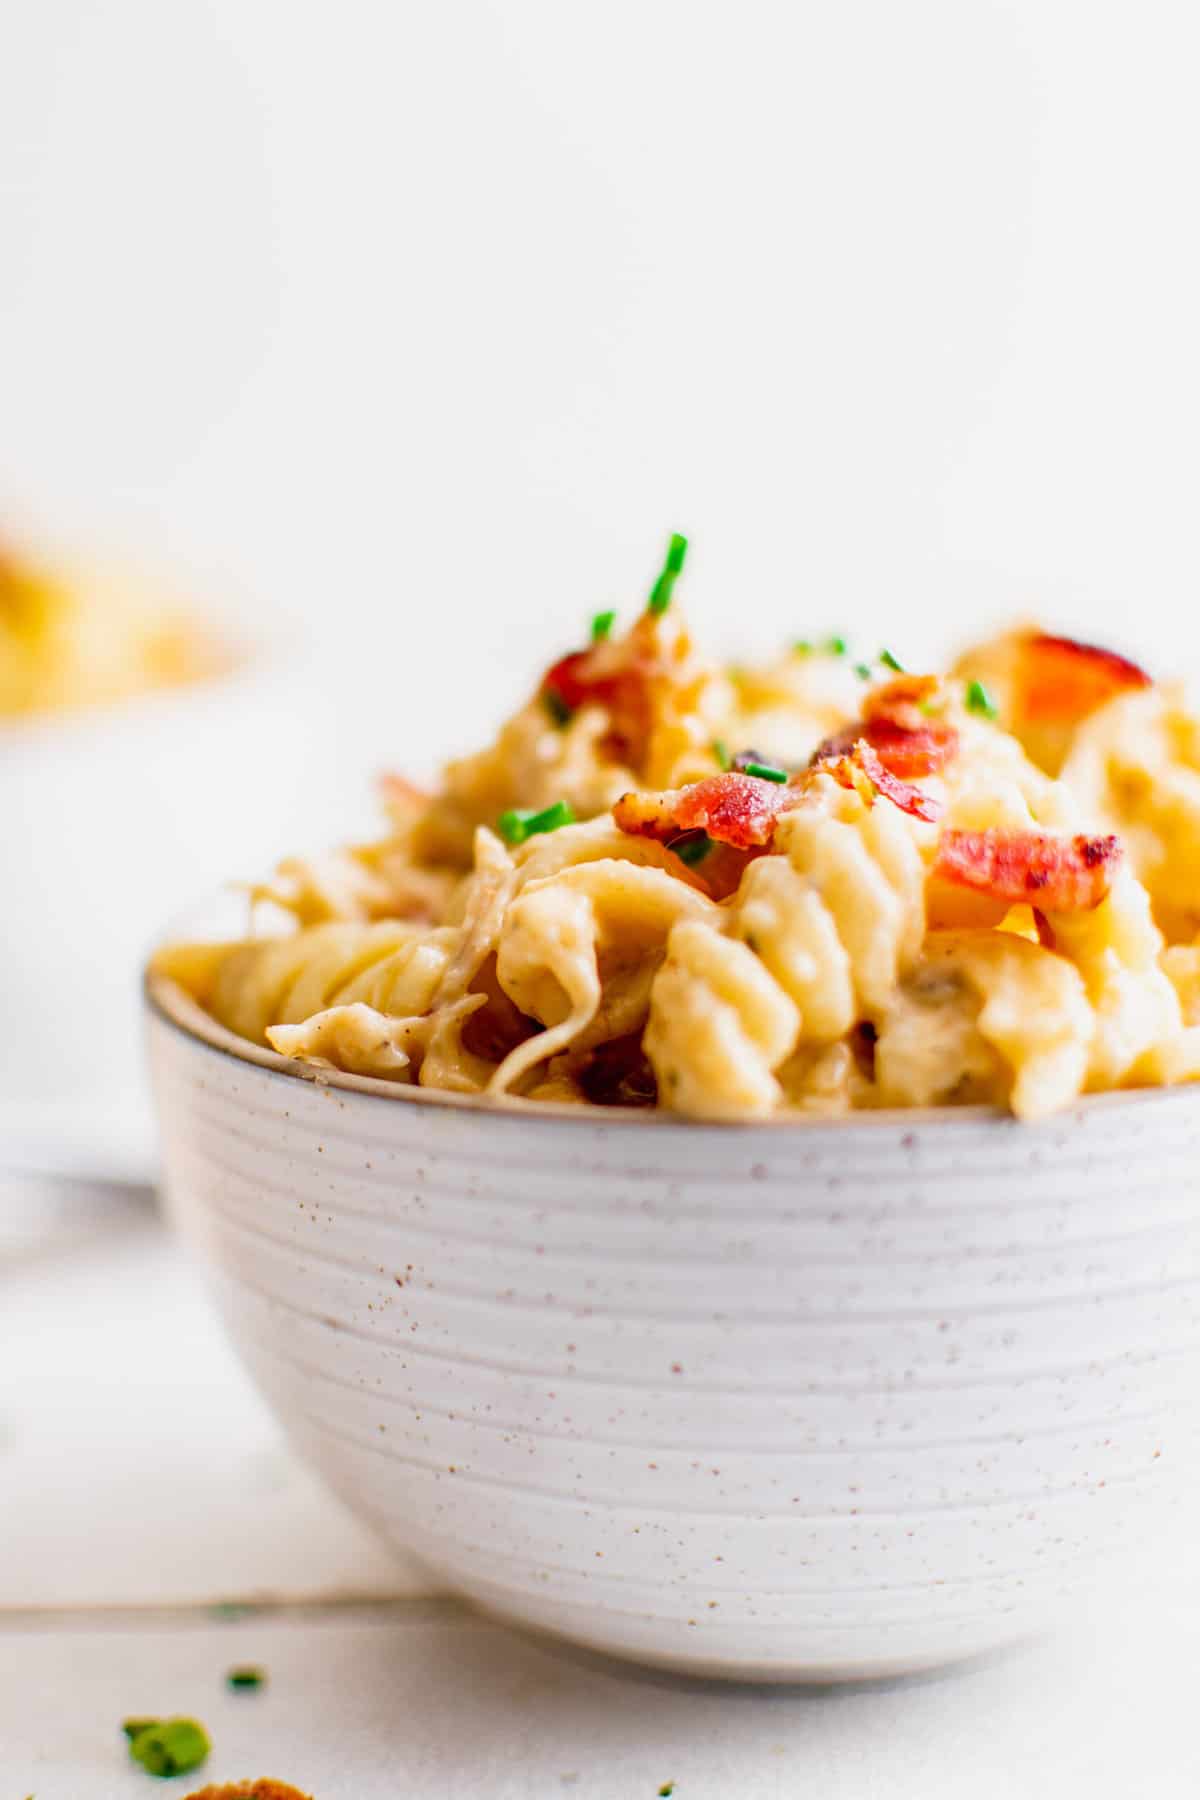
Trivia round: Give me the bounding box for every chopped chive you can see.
[122,1719,159,1743]
[879,648,904,672]
[712,738,732,771]
[965,677,999,720]
[792,639,812,656]
[740,759,788,783]
[542,687,573,727]
[825,635,847,657]
[659,1786,676,1798]
[672,833,713,866]
[647,532,689,615]
[126,1718,210,1778]
[590,609,616,643]
[497,800,576,846]
[226,1665,266,1690]
[853,661,872,680]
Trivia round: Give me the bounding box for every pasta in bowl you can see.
[146,536,1200,1680]
[155,534,1200,1125]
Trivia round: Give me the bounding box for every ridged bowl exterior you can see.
[147,991,1200,1680]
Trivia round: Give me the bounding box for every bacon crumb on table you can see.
[184,1782,313,1800]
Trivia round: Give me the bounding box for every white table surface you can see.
[5,1177,1200,1798]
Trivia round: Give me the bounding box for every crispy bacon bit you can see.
[541,626,661,763]
[858,716,958,778]
[814,674,959,780]
[822,739,943,823]
[542,648,600,715]
[1020,633,1151,723]
[933,828,1122,912]
[864,676,959,773]
[184,1784,312,1800]
[863,673,941,730]
[613,771,793,850]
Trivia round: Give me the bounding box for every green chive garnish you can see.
[712,738,731,771]
[497,800,576,846]
[542,687,572,728]
[659,1786,676,1798]
[965,677,999,720]
[122,1719,159,1743]
[673,834,713,866]
[647,532,688,615]
[853,661,872,680]
[125,1718,210,1778]
[879,648,904,672]
[793,639,812,656]
[227,1665,266,1690]
[591,609,616,643]
[825,635,847,656]
[741,760,788,783]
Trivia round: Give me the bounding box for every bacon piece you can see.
[541,635,657,764]
[1020,633,1151,723]
[859,717,958,778]
[863,673,941,730]
[542,648,602,714]
[814,675,959,780]
[821,739,942,823]
[184,1785,312,1800]
[933,828,1122,912]
[614,771,794,850]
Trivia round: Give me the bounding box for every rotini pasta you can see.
[875,931,1094,1119]
[645,921,800,1116]
[1060,684,1200,943]
[151,535,1200,1121]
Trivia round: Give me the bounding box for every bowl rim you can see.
[144,968,1200,1135]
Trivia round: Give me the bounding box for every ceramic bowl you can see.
[146,971,1200,1681]
[0,638,329,1181]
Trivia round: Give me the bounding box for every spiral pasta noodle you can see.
[644,921,801,1117]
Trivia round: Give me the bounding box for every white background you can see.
[4,0,1200,779]
[6,14,1200,1789]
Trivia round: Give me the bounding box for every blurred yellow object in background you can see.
[0,534,228,717]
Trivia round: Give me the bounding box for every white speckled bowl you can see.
[147,973,1200,1681]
